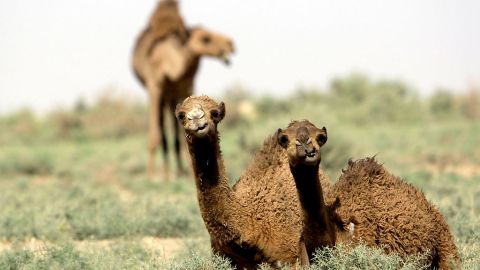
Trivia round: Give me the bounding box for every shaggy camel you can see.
[277,120,352,261]
[132,0,234,177]
[175,96,333,268]
[278,120,460,269]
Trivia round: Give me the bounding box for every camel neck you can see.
[182,46,200,68]
[189,135,225,189]
[187,134,237,237]
[290,165,327,217]
[290,164,335,250]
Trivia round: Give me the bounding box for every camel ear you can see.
[211,102,226,123]
[218,101,226,120]
[277,128,289,148]
[316,127,328,146]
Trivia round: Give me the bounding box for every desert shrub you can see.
[367,80,422,123]
[430,89,456,116]
[164,252,233,270]
[0,243,158,270]
[63,194,202,240]
[249,245,428,270]
[80,92,147,139]
[459,88,480,120]
[330,73,372,104]
[327,74,424,124]
[0,245,88,270]
[0,149,53,175]
[291,87,325,104]
[0,108,40,145]
[49,109,83,140]
[256,96,292,117]
[309,244,428,270]
[0,90,147,144]
[0,174,204,241]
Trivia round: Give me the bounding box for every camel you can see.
[132,0,234,177]
[277,120,352,261]
[278,120,460,269]
[175,96,333,269]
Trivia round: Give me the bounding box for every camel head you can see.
[176,95,226,141]
[277,120,328,167]
[187,28,235,65]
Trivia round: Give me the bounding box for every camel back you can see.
[134,0,188,54]
[148,0,188,43]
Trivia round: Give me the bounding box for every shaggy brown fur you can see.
[279,119,460,269]
[334,157,460,269]
[175,96,332,269]
[132,0,234,178]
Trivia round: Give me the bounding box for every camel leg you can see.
[158,98,170,180]
[298,239,310,267]
[171,100,186,176]
[147,81,161,178]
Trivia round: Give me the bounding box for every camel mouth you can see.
[197,123,207,131]
[302,152,319,165]
[192,123,209,137]
[220,54,231,65]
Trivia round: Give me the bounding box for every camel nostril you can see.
[296,148,307,158]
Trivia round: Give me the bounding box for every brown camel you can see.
[278,120,460,269]
[277,121,352,261]
[132,0,234,177]
[175,96,334,268]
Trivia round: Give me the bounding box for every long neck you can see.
[189,135,225,190]
[290,164,336,255]
[172,46,200,81]
[181,53,200,80]
[187,134,238,239]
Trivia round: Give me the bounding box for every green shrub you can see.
[309,244,428,270]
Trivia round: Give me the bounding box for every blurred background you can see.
[0,0,479,268]
[1,0,480,112]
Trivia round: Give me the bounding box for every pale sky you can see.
[1,0,479,113]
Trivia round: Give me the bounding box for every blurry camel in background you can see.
[132,0,234,178]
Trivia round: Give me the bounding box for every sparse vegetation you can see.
[0,74,479,269]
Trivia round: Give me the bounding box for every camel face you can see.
[176,96,225,139]
[188,28,235,65]
[277,120,327,167]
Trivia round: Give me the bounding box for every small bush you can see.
[430,89,456,116]
[164,252,233,270]
[309,244,428,270]
[0,245,88,270]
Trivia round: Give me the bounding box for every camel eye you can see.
[316,133,327,145]
[278,135,289,147]
[210,110,219,118]
[177,112,186,121]
[201,35,211,44]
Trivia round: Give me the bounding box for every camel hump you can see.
[148,0,188,43]
[342,156,384,178]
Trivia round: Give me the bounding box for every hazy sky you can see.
[1,0,479,113]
